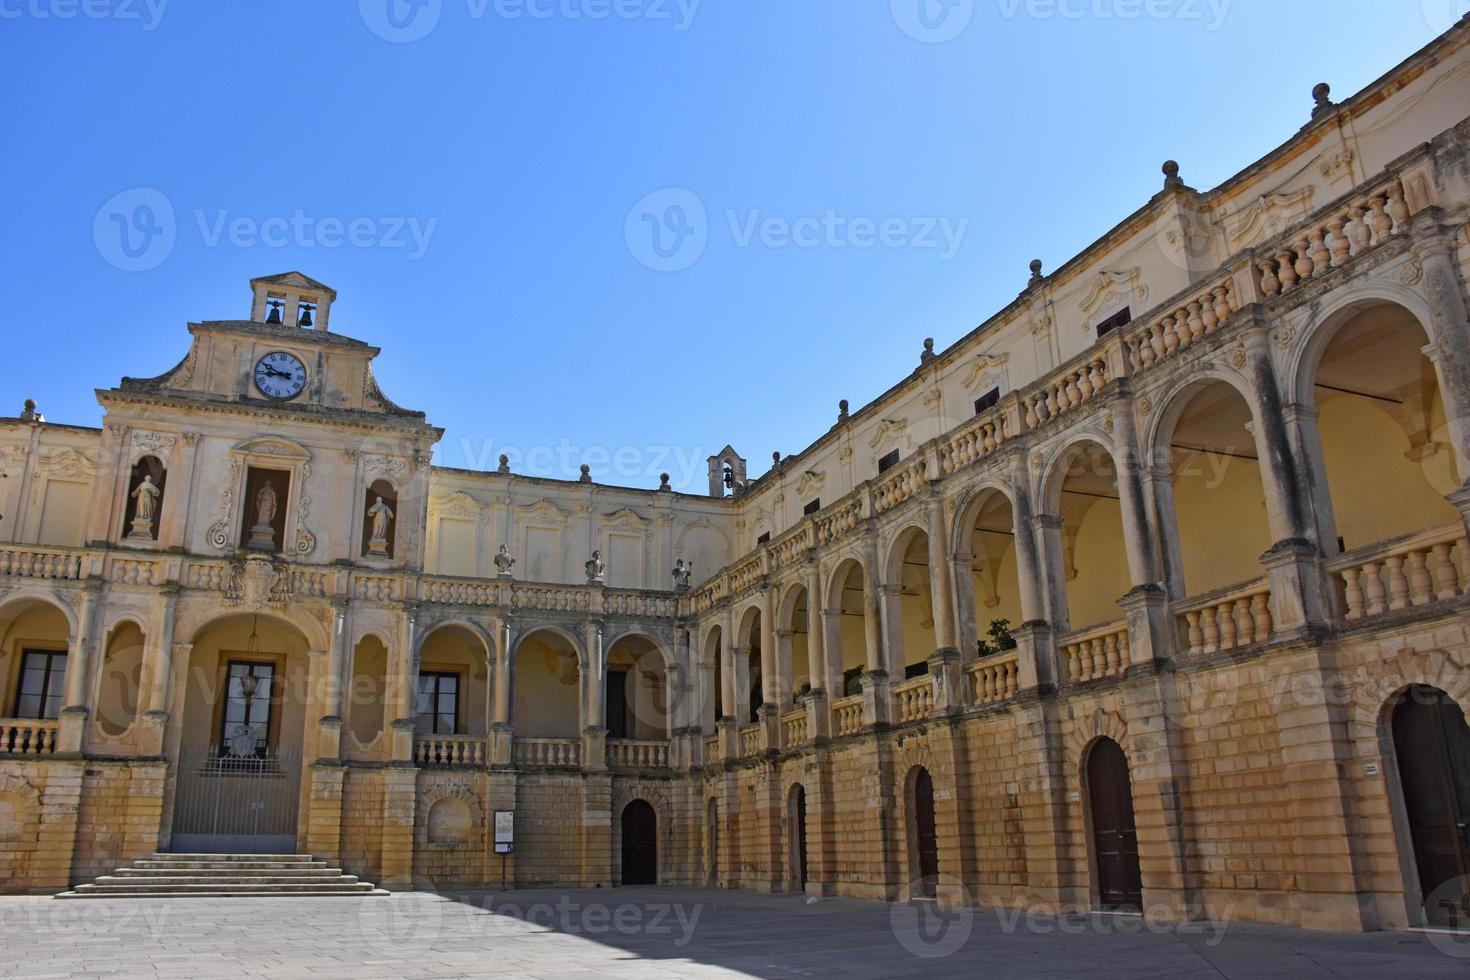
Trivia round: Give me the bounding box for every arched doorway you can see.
[909,766,939,898]
[170,613,313,854]
[788,784,808,891]
[621,799,657,885]
[1391,685,1470,926]
[1086,737,1142,911]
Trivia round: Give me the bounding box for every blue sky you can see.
[0,0,1458,491]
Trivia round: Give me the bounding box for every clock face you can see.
[253,351,307,400]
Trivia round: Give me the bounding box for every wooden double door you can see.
[1088,738,1143,911]
[1393,686,1470,927]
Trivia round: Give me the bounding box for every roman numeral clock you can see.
[252,350,307,400]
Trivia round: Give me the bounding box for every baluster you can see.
[1384,555,1410,611]
[1327,216,1351,266]
[1076,365,1094,399]
[1306,228,1330,273]
[1103,633,1121,676]
[1089,360,1106,392]
[1067,644,1083,682]
[1341,567,1364,620]
[1275,250,1298,291]
[1216,603,1237,650]
[1251,593,1272,640]
[1386,183,1409,232]
[1345,205,1370,254]
[1200,603,1221,653]
[1185,301,1205,342]
[1293,237,1315,282]
[1428,543,1460,600]
[1185,611,1203,655]
[1233,598,1255,646]
[1405,549,1432,607]
[1361,561,1387,617]
[1148,323,1167,361]
[1258,259,1280,297]
[1366,195,1392,244]
[1212,285,1233,323]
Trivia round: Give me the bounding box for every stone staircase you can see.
[56,854,388,898]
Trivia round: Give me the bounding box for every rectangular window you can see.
[802,498,821,516]
[218,661,275,757]
[13,650,67,721]
[973,387,1000,414]
[606,670,629,740]
[756,532,771,546]
[904,661,930,681]
[1095,305,1132,338]
[416,671,460,736]
[878,449,900,473]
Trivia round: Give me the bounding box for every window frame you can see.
[416,670,462,736]
[12,649,69,721]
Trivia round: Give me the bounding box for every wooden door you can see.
[792,785,809,890]
[621,799,657,886]
[1087,738,1142,911]
[1393,686,1470,926]
[913,768,939,898]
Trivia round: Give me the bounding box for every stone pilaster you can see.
[582,770,612,887]
[304,763,346,866]
[378,765,419,890]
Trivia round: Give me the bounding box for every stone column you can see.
[1144,462,1186,601]
[139,588,178,756]
[761,590,780,707]
[378,764,418,890]
[325,599,349,721]
[1031,514,1069,631]
[951,548,979,662]
[730,645,751,725]
[925,495,959,653]
[1412,217,1470,480]
[582,620,607,770]
[389,605,418,763]
[1011,476,1058,689]
[1111,404,1172,666]
[490,615,513,766]
[59,588,98,754]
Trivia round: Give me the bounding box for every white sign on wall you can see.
[494,810,514,854]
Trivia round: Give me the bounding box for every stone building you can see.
[3,18,1470,932]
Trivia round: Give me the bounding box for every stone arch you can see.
[612,783,672,886]
[1142,369,1262,457]
[178,601,330,655]
[0,590,79,637]
[1284,287,1434,408]
[1344,646,1470,748]
[415,616,493,662]
[605,631,673,740]
[510,623,584,661]
[94,618,147,739]
[882,522,930,586]
[948,476,1017,549]
[512,626,583,739]
[603,627,675,673]
[1035,433,1122,517]
[825,554,866,610]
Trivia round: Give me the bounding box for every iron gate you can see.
[171,748,303,854]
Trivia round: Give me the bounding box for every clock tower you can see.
[90,272,442,569]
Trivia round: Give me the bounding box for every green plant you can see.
[977,618,1016,657]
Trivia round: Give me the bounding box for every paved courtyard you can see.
[0,888,1467,978]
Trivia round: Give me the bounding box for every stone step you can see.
[94,875,361,886]
[57,887,389,899]
[57,853,387,899]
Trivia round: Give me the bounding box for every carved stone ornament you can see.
[131,430,177,459]
[223,555,293,610]
[209,458,244,552]
[1272,322,1296,350]
[365,455,410,480]
[960,352,1010,391]
[1398,255,1424,285]
[1231,345,1249,369]
[1078,268,1148,322]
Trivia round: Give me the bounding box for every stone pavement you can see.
[0,887,1467,978]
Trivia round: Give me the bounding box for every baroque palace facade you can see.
[3,19,1470,931]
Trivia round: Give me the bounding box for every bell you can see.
[297,306,314,328]
[265,301,283,325]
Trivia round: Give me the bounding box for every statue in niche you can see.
[494,544,516,577]
[247,483,279,551]
[366,496,395,556]
[672,558,692,592]
[585,550,605,584]
[128,473,161,540]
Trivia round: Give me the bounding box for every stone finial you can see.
[772,451,782,467]
[1311,82,1334,119]
[1027,259,1043,287]
[20,398,41,422]
[837,399,850,424]
[579,463,592,483]
[659,472,671,491]
[920,338,937,364]
[1162,160,1183,189]
[497,453,510,474]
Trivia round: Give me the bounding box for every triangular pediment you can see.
[251,271,337,298]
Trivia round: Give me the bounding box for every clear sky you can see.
[0,0,1458,491]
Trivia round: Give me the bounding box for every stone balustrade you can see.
[421,575,495,607]
[1177,579,1273,656]
[0,545,85,581]
[940,408,1010,475]
[1062,620,1130,683]
[0,719,60,756]
[833,695,863,736]
[1330,524,1467,622]
[813,497,863,546]
[872,458,927,515]
[512,737,581,767]
[1022,357,1110,430]
[729,554,766,595]
[414,734,486,767]
[1125,277,1239,371]
[354,574,399,602]
[968,651,1020,705]
[894,674,935,723]
[703,733,718,759]
[510,584,591,613]
[1254,176,1410,299]
[608,739,669,769]
[739,723,761,756]
[109,557,162,586]
[782,709,809,746]
[601,591,678,618]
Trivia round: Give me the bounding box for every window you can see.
[878,449,900,473]
[13,650,67,720]
[1095,306,1132,338]
[756,532,771,546]
[803,498,821,516]
[606,670,629,740]
[904,661,930,681]
[416,671,460,735]
[973,387,1000,414]
[218,661,275,757]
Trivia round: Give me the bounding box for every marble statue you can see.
[494,544,516,577]
[672,558,692,592]
[246,483,279,551]
[367,495,394,556]
[585,550,605,583]
[128,473,161,540]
